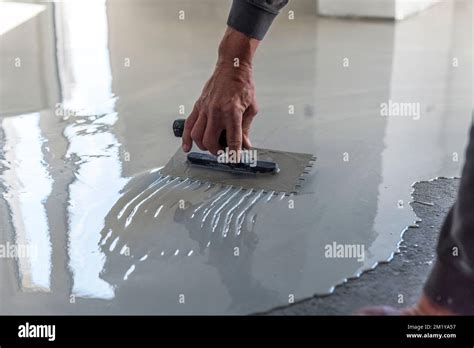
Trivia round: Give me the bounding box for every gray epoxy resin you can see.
[160,147,316,194]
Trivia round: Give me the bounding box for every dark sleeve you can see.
[424,119,474,315]
[227,0,289,40]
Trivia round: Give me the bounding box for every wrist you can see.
[217,27,259,71]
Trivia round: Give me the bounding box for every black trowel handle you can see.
[173,118,228,148]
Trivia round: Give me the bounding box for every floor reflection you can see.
[55,0,126,299]
[1,113,53,291]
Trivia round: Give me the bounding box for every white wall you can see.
[0,2,59,116]
[318,0,440,20]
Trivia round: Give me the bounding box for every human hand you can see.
[182,27,260,157]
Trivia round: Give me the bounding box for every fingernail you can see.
[182,144,190,152]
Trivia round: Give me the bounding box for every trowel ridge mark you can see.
[200,186,233,226]
[100,228,113,246]
[203,183,215,192]
[191,201,207,219]
[236,189,264,236]
[191,183,222,219]
[117,175,168,219]
[222,189,254,237]
[123,264,136,281]
[210,188,243,233]
[148,178,195,213]
[412,200,435,207]
[124,177,181,228]
[182,179,199,190]
[266,191,275,202]
[153,205,163,218]
[189,181,204,190]
[109,236,120,252]
[191,185,222,218]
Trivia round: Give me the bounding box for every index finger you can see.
[182,104,199,152]
[225,113,243,163]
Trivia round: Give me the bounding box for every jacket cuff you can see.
[424,260,474,315]
[227,0,278,40]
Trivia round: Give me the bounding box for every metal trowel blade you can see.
[160,147,316,194]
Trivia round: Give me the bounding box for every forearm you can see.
[219,0,289,69]
[217,27,260,70]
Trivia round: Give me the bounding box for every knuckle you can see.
[252,104,259,115]
[195,141,205,150]
[184,120,193,130]
[232,105,244,114]
[221,103,236,114]
[202,138,212,149]
[229,118,241,129]
[227,139,242,148]
[190,129,200,140]
[210,105,222,115]
[194,99,202,110]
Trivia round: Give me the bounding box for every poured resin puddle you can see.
[0,0,471,314]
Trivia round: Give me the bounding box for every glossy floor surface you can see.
[0,0,472,314]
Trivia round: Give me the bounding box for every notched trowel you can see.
[160,119,316,194]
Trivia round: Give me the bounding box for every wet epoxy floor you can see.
[0,0,472,314]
